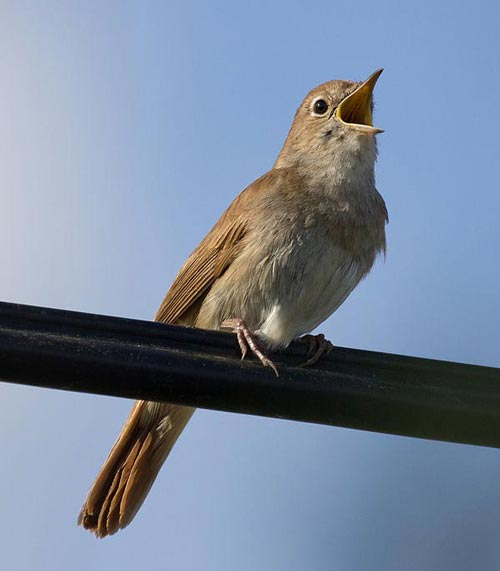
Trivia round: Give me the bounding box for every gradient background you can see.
[1,2,500,570]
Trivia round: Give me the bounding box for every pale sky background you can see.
[1,2,500,570]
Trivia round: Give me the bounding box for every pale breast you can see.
[194,169,386,349]
[257,242,370,348]
[195,220,377,350]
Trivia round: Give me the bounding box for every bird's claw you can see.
[298,333,333,367]
[221,318,279,377]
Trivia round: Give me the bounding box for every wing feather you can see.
[154,218,248,324]
[154,170,283,325]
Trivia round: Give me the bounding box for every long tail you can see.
[78,400,195,537]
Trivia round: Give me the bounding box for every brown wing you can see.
[154,169,285,325]
[154,214,248,324]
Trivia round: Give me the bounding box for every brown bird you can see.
[78,69,388,537]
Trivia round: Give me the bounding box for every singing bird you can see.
[78,70,388,537]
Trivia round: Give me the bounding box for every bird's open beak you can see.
[336,68,384,134]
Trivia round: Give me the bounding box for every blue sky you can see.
[1,1,499,569]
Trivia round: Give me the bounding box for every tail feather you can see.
[78,400,195,537]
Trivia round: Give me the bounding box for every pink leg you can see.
[221,318,279,377]
[298,333,334,367]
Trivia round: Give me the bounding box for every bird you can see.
[78,69,388,537]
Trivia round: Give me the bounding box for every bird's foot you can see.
[221,318,279,377]
[298,333,333,367]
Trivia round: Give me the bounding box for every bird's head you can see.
[275,69,383,177]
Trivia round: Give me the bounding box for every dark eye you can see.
[313,99,328,115]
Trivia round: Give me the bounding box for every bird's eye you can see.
[312,99,329,115]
